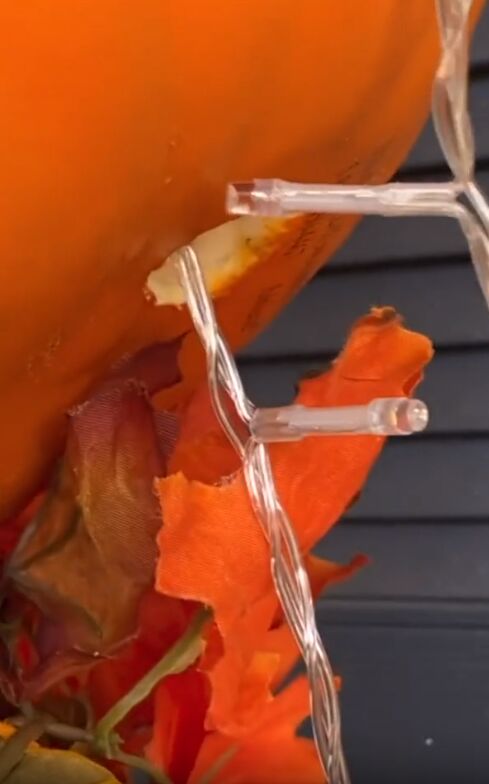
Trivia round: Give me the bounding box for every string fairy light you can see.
[174,1,488,781]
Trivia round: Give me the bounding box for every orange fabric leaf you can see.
[304,552,369,598]
[190,734,324,784]
[157,471,273,637]
[168,385,241,484]
[189,677,324,784]
[206,649,280,738]
[203,592,277,736]
[156,309,432,762]
[156,309,432,638]
[205,552,366,735]
[149,668,210,784]
[270,307,433,551]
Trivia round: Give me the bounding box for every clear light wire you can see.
[175,247,428,784]
[433,0,489,301]
[227,0,489,310]
[176,245,349,783]
[171,2,488,782]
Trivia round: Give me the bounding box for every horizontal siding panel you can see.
[317,597,489,630]
[241,261,489,358]
[318,622,489,784]
[239,348,489,434]
[331,214,468,268]
[346,438,489,521]
[314,522,489,601]
[331,170,489,268]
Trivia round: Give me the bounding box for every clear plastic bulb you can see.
[250,398,429,442]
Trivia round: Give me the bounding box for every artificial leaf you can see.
[168,385,242,483]
[156,309,432,642]
[152,310,431,770]
[158,472,273,638]
[8,376,169,656]
[188,677,324,784]
[202,592,278,736]
[0,722,120,784]
[149,668,210,784]
[3,750,120,784]
[0,342,181,703]
[270,306,433,551]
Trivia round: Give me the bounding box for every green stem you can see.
[9,715,92,745]
[7,716,170,784]
[94,606,211,750]
[2,608,211,784]
[112,749,172,784]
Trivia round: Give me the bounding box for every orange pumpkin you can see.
[0,1,482,521]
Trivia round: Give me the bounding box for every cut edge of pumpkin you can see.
[146,215,294,306]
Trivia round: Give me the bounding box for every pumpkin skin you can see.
[0,0,482,521]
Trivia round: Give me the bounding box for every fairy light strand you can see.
[174,1,489,782]
[176,246,348,783]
